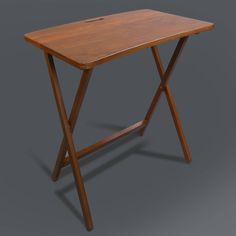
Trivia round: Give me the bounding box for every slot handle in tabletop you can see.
[85,17,104,23]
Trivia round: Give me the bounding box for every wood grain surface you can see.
[25,9,214,69]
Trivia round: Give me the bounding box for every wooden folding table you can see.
[24,9,214,231]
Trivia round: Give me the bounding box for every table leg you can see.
[44,52,94,231]
[140,37,192,162]
[51,69,93,181]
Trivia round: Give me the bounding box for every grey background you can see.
[0,0,236,235]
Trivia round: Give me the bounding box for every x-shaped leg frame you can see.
[44,53,94,231]
[140,36,192,162]
[44,36,191,232]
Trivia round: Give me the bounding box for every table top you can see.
[24,9,214,69]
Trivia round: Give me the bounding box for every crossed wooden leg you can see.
[51,69,93,182]
[44,52,94,231]
[140,36,192,162]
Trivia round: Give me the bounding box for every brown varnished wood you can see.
[44,53,93,231]
[51,69,93,182]
[24,9,215,231]
[61,120,146,167]
[165,85,192,162]
[149,45,192,162]
[140,37,188,135]
[24,9,214,69]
